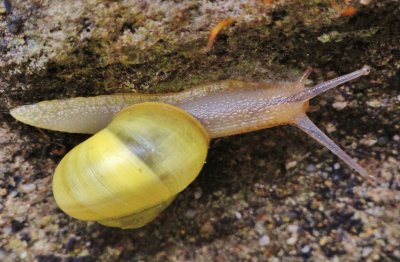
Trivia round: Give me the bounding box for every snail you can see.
[10,65,371,229]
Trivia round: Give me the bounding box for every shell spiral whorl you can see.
[52,102,210,229]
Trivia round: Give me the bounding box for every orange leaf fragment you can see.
[207,17,235,50]
[331,0,357,17]
[340,6,357,17]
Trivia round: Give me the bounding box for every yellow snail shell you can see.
[52,102,210,229]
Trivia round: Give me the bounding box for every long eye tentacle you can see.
[289,65,370,102]
[293,114,373,182]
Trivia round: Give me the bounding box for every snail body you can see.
[11,66,371,229]
[9,79,308,136]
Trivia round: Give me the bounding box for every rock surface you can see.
[1,0,399,261]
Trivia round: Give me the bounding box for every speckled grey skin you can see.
[1,0,399,261]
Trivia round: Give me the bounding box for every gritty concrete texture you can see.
[0,0,399,261]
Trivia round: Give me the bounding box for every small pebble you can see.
[362,247,373,257]
[301,245,311,254]
[200,221,215,237]
[372,254,380,260]
[40,216,52,226]
[3,227,12,235]
[393,135,400,141]
[234,211,242,220]
[255,222,266,235]
[310,199,321,209]
[333,163,341,170]
[184,209,196,219]
[367,99,381,108]
[19,251,27,259]
[332,101,348,110]
[286,236,297,245]
[286,161,297,170]
[259,235,270,246]
[360,0,372,5]
[319,236,329,246]
[335,94,345,102]
[361,137,377,146]
[324,180,332,188]
[20,184,36,193]
[306,164,316,172]
[0,188,7,196]
[194,188,202,199]
[287,224,298,233]
[326,123,337,133]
